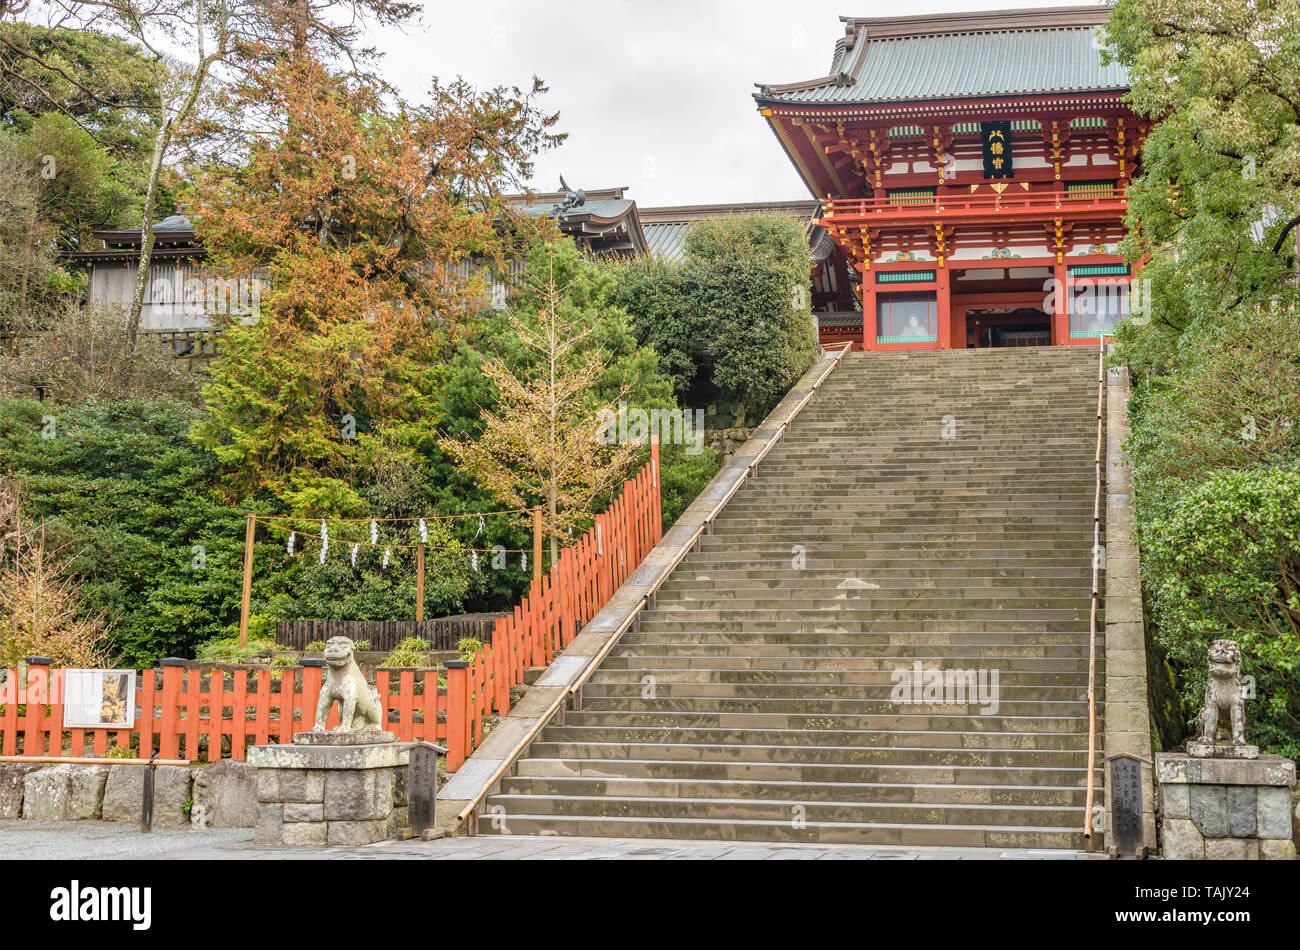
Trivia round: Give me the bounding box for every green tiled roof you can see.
[759,21,1127,105]
[644,222,691,260]
[516,198,636,221]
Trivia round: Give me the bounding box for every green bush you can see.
[611,214,817,426]
[195,635,274,663]
[382,637,431,668]
[1124,305,1300,756]
[456,636,483,661]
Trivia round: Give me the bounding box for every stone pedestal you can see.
[1156,753,1296,860]
[249,732,409,847]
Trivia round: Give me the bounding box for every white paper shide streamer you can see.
[319,519,329,564]
[370,520,379,545]
[350,543,359,567]
[286,531,296,556]
[382,546,391,569]
[419,518,428,544]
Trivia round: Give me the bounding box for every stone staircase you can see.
[483,346,1106,849]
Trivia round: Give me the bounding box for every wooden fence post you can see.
[416,543,426,622]
[444,660,469,771]
[300,659,324,732]
[158,658,187,760]
[23,656,52,756]
[238,513,256,648]
[651,436,662,541]
[532,506,543,579]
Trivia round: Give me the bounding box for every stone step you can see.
[559,710,1093,731]
[495,775,1095,806]
[484,792,1089,828]
[524,740,1099,768]
[513,756,1102,787]
[474,812,1093,850]
[540,725,1093,750]
[611,644,1103,659]
[595,656,1103,673]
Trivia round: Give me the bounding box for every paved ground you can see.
[1,822,1106,860]
[1,820,255,860]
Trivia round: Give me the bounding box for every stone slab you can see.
[323,768,392,822]
[291,730,396,746]
[248,742,408,771]
[21,764,109,821]
[282,821,328,846]
[1160,818,1204,860]
[0,763,43,820]
[101,765,192,826]
[1205,837,1256,860]
[254,803,283,844]
[257,767,325,804]
[1257,787,1293,840]
[534,655,590,688]
[1157,753,1296,787]
[191,760,257,829]
[1187,741,1259,759]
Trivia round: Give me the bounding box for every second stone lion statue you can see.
[313,636,383,732]
[1198,638,1247,748]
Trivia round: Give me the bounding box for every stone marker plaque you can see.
[1107,753,1144,856]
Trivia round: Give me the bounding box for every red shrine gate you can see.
[757,6,1148,350]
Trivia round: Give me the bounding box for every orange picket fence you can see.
[0,661,449,762]
[0,443,663,771]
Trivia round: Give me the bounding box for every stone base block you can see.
[282,821,329,846]
[1261,838,1297,860]
[1187,741,1259,759]
[22,764,109,820]
[191,759,257,829]
[102,765,192,826]
[291,730,397,745]
[327,818,388,846]
[0,763,44,820]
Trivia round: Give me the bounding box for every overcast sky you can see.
[373,0,1101,207]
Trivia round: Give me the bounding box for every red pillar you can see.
[936,267,952,349]
[1051,259,1070,345]
[860,266,876,351]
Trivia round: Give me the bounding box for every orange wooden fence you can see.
[445,442,662,769]
[0,661,448,761]
[0,442,662,772]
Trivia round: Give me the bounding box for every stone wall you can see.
[0,760,257,829]
[1157,754,1296,860]
[1103,367,1158,854]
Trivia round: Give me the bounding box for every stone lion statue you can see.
[1198,638,1246,747]
[314,636,383,732]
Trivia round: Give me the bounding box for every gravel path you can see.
[0,821,253,860]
